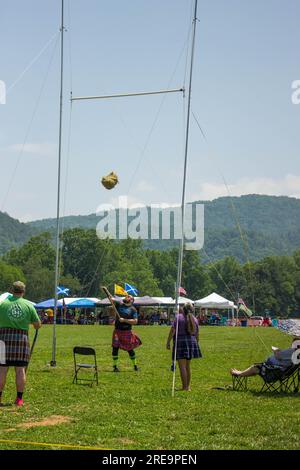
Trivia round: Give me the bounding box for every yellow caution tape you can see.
[0,438,110,450]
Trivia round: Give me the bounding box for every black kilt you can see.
[0,328,30,367]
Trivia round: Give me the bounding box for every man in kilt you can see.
[0,281,41,406]
[105,289,142,372]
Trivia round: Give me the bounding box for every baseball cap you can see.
[12,281,26,294]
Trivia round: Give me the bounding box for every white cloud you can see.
[190,174,300,201]
[18,213,36,223]
[5,142,55,157]
[135,180,156,193]
[95,195,144,214]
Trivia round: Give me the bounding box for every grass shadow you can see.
[250,390,300,399]
[210,385,234,391]
[72,382,98,387]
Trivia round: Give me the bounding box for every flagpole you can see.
[172,0,198,397]
[51,0,65,367]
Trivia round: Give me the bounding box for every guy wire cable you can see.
[1,33,60,211]
[71,12,195,299]
[172,0,198,397]
[58,0,75,283]
[191,110,257,310]
[191,110,270,366]
[125,18,194,198]
[6,31,59,96]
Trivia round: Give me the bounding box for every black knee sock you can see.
[128,350,137,366]
[17,392,23,399]
[112,347,119,367]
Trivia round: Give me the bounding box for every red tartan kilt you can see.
[112,329,142,351]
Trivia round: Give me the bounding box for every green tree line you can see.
[1,229,300,316]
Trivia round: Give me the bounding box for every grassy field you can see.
[0,325,299,450]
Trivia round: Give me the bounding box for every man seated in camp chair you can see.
[230,338,300,383]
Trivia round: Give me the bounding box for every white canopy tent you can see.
[152,297,174,306]
[0,292,11,303]
[0,292,36,306]
[174,296,194,305]
[194,292,237,321]
[152,297,194,306]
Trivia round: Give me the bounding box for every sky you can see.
[0,0,299,222]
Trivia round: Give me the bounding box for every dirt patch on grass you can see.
[117,438,136,445]
[5,415,72,432]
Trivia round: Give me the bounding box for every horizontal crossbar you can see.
[71,87,184,102]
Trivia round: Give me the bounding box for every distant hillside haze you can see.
[0,211,36,255]
[1,195,300,261]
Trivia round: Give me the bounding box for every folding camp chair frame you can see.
[232,375,248,391]
[232,364,300,394]
[73,346,99,386]
[259,364,299,393]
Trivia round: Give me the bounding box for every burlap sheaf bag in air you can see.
[101,172,119,190]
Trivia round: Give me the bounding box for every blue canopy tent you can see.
[35,298,63,309]
[67,298,99,308]
[35,298,101,309]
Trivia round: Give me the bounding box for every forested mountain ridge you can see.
[1,194,300,261]
[0,211,36,255]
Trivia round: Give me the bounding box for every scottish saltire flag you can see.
[57,286,70,296]
[238,298,253,317]
[125,283,139,296]
[114,284,128,296]
[178,286,187,296]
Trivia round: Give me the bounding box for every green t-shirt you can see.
[0,296,40,331]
